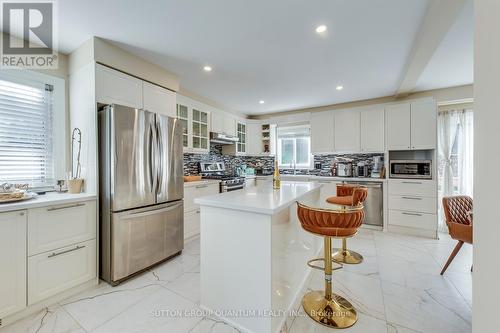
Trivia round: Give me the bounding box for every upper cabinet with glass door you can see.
[192,109,209,151]
[176,95,211,154]
[237,122,246,153]
[176,104,189,149]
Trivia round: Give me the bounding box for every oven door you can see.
[390,160,432,179]
[221,183,245,192]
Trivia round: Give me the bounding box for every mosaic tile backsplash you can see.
[183,144,384,177]
[183,144,275,176]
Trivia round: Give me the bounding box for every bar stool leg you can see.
[302,237,357,329]
[332,238,363,264]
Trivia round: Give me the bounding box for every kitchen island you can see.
[195,181,323,333]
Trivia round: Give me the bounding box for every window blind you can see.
[277,124,311,138]
[0,78,54,185]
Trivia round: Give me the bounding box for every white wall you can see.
[473,0,500,331]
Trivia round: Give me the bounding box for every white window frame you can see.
[277,135,313,170]
[0,69,66,187]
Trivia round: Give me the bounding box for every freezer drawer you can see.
[110,201,183,283]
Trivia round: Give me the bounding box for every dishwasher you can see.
[343,181,383,227]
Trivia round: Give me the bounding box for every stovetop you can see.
[201,174,244,181]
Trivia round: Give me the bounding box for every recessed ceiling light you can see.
[336,85,344,91]
[316,25,327,33]
[203,65,212,72]
[259,100,265,104]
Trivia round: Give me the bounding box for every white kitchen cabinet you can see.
[184,209,201,240]
[387,179,437,238]
[211,112,224,134]
[176,97,210,154]
[236,122,247,153]
[386,101,437,151]
[192,108,210,151]
[183,182,219,240]
[410,100,437,149]
[224,115,237,136]
[360,109,385,152]
[142,81,176,117]
[211,111,236,136]
[334,110,360,152]
[222,121,247,155]
[28,239,96,305]
[95,64,143,109]
[0,210,27,318]
[246,123,262,155]
[28,200,96,256]
[386,103,411,150]
[311,111,334,153]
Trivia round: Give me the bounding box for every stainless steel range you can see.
[199,162,245,192]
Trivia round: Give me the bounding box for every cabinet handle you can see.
[401,181,422,185]
[401,196,422,200]
[48,245,85,258]
[195,184,208,189]
[47,203,85,211]
[196,210,200,214]
[19,212,25,216]
[402,212,422,217]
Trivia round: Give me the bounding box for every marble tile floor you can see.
[0,230,472,333]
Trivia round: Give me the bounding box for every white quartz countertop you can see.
[184,179,221,188]
[255,174,386,182]
[195,181,322,215]
[0,192,97,213]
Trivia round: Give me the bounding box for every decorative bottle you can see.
[273,160,281,189]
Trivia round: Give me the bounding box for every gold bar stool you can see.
[297,202,365,329]
[326,184,368,265]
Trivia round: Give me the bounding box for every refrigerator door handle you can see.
[156,120,163,194]
[121,201,183,219]
[147,122,154,192]
[151,120,159,194]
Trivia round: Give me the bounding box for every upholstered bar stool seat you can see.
[326,184,368,264]
[297,202,365,329]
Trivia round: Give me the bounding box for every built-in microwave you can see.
[389,160,432,179]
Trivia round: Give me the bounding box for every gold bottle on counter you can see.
[273,160,281,189]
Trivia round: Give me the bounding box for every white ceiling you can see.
[415,0,473,91]
[56,0,472,115]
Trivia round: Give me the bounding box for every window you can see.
[277,125,312,169]
[0,75,55,185]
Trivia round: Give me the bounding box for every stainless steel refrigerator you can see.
[98,104,184,285]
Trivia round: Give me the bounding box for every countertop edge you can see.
[195,182,322,215]
[0,192,97,213]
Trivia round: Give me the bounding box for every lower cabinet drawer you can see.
[184,209,200,240]
[388,195,437,214]
[388,210,437,231]
[28,239,96,305]
[184,183,219,212]
[28,200,96,256]
[388,180,436,197]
